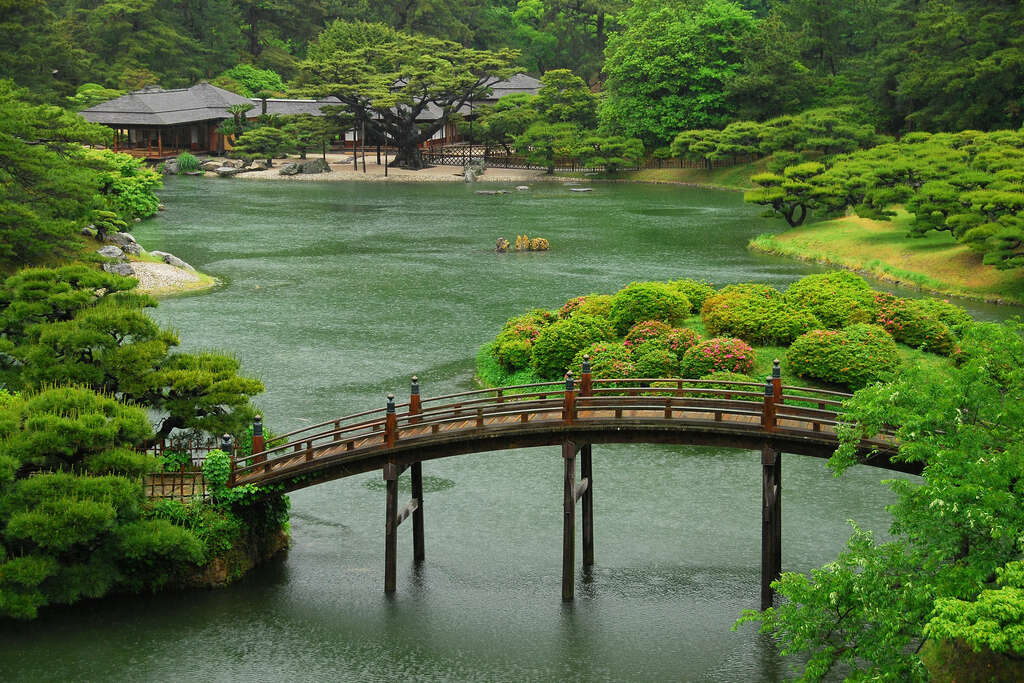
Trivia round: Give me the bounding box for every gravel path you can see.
[131,261,205,295]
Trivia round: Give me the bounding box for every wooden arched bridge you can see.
[227,360,911,608]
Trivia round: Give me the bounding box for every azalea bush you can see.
[631,341,680,378]
[490,308,557,371]
[874,293,957,355]
[702,284,820,345]
[680,337,756,377]
[531,314,616,379]
[786,271,878,328]
[623,320,671,348]
[787,323,899,389]
[668,278,715,312]
[608,281,691,334]
[663,327,702,355]
[569,342,634,380]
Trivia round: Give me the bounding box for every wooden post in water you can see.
[581,444,594,568]
[409,376,424,562]
[562,440,577,601]
[384,461,398,593]
[252,415,265,465]
[761,445,782,609]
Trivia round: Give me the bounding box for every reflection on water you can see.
[1,178,1011,681]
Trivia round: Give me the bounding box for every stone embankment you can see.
[91,227,215,296]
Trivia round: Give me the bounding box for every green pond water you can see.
[1,177,1012,681]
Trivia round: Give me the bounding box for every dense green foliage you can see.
[784,271,877,329]
[702,284,820,345]
[679,337,756,378]
[787,324,900,389]
[608,282,690,335]
[740,320,1024,679]
[530,314,615,379]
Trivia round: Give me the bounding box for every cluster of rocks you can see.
[94,231,194,277]
[279,158,331,176]
[463,158,487,183]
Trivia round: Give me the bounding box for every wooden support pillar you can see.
[562,440,576,601]
[761,378,776,432]
[563,372,576,424]
[411,461,424,562]
[158,129,163,158]
[761,445,782,610]
[581,444,594,568]
[385,393,397,448]
[384,461,398,594]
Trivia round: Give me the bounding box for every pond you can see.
[0,178,1009,681]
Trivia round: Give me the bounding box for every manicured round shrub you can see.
[571,294,614,319]
[663,327,702,355]
[569,342,635,380]
[503,308,557,330]
[531,314,616,379]
[680,337,756,378]
[623,320,671,348]
[608,281,691,334]
[785,271,877,328]
[787,323,899,389]
[490,309,557,371]
[911,297,973,332]
[631,340,680,378]
[874,293,957,355]
[702,285,820,345]
[668,278,715,312]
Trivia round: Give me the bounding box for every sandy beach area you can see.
[234,152,564,183]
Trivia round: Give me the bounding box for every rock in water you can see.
[102,262,135,277]
[299,158,331,174]
[96,245,124,259]
[570,188,593,192]
[279,163,300,176]
[215,166,240,177]
[464,169,477,183]
[162,158,179,175]
[516,185,530,191]
[150,250,195,271]
[201,161,221,171]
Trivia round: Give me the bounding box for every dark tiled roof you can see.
[81,83,253,126]
[483,73,542,99]
[249,97,342,116]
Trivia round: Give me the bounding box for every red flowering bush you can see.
[874,293,957,355]
[663,327,702,355]
[679,337,756,377]
[624,320,671,348]
[559,296,587,319]
[787,323,899,389]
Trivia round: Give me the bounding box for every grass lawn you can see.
[558,158,765,191]
[750,209,1024,305]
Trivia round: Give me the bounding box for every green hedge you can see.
[874,293,957,355]
[569,341,634,380]
[608,282,691,334]
[785,271,877,328]
[787,323,899,389]
[531,314,616,379]
[623,320,671,348]
[668,278,715,312]
[702,285,820,345]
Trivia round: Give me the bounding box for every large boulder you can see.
[299,158,331,174]
[105,231,141,255]
[279,162,300,176]
[215,166,240,177]
[150,250,195,271]
[223,159,245,168]
[201,160,221,171]
[96,245,124,259]
[149,250,194,272]
[102,262,135,277]
[249,159,269,171]
[162,158,179,175]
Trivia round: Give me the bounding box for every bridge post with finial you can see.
[221,434,235,486]
[385,393,397,448]
[580,355,592,397]
[252,415,265,464]
[563,371,576,425]
[761,378,776,432]
[409,376,421,424]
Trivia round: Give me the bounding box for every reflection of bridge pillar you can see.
[384,461,398,594]
[411,461,424,562]
[761,445,782,609]
[562,440,577,601]
[581,445,594,568]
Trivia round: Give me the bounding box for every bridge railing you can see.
[229,367,898,485]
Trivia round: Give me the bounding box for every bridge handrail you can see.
[272,404,405,442]
[779,384,853,398]
[418,381,566,406]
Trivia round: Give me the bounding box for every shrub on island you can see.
[569,342,635,380]
[874,293,957,355]
[608,281,691,334]
[787,323,899,389]
[531,314,616,379]
[785,271,877,328]
[668,278,715,312]
[631,339,681,378]
[664,327,702,355]
[490,308,557,371]
[680,337,756,377]
[702,284,820,345]
[623,320,672,348]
